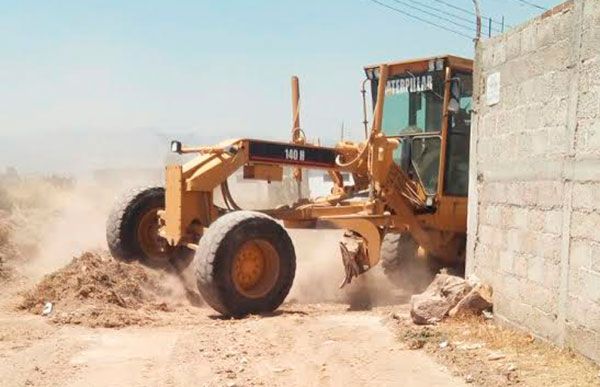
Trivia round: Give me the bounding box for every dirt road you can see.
[0,300,466,387]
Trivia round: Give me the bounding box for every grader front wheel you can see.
[195,211,296,317]
[106,187,193,268]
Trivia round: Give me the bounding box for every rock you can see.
[449,283,493,318]
[508,364,517,372]
[465,374,474,383]
[458,343,483,351]
[410,274,472,325]
[410,294,448,325]
[482,310,494,320]
[439,340,449,349]
[488,351,506,361]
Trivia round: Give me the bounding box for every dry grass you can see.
[390,313,600,386]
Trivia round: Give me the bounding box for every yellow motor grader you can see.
[106,55,473,317]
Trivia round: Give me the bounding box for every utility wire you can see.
[412,0,488,27]
[389,0,479,33]
[515,0,548,11]
[402,0,503,33]
[430,0,511,28]
[367,0,474,39]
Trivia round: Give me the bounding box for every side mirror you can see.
[448,78,461,114]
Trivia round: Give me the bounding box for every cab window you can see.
[376,71,445,136]
[444,72,472,196]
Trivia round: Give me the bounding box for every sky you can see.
[0,0,564,174]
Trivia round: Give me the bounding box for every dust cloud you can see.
[2,165,405,313]
[20,173,161,280]
[286,229,405,308]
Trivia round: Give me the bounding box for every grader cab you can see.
[106,55,473,317]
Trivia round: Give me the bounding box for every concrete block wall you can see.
[467,0,600,361]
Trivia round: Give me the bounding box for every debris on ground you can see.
[41,302,53,316]
[449,282,493,318]
[389,311,600,387]
[487,352,506,361]
[19,251,178,327]
[410,273,473,324]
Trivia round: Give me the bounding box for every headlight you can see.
[170,140,182,153]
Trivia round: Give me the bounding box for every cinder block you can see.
[540,232,561,263]
[500,250,514,273]
[527,255,546,285]
[501,274,521,300]
[566,295,588,326]
[537,18,557,47]
[571,239,591,269]
[580,61,599,95]
[568,266,584,298]
[506,229,523,252]
[571,211,600,242]
[543,260,561,290]
[520,24,537,54]
[536,181,564,208]
[581,22,600,61]
[544,210,563,234]
[511,209,527,229]
[575,119,600,155]
[577,90,600,119]
[506,32,522,60]
[586,300,600,330]
[590,243,600,272]
[529,308,560,341]
[542,97,569,127]
[545,125,569,156]
[491,43,507,67]
[530,209,546,231]
[484,205,502,226]
[565,323,600,363]
[581,269,600,303]
[572,182,600,210]
[514,253,529,278]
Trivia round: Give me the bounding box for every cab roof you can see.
[364,54,473,73]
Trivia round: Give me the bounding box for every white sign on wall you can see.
[486,72,501,106]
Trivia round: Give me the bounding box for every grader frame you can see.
[159,55,473,287]
[107,54,473,316]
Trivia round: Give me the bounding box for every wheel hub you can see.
[232,240,279,298]
[137,208,166,259]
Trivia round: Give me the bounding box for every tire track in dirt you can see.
[0,303,465,387]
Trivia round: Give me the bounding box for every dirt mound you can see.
[19,251,178,327]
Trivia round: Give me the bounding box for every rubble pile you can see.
[410,273,493,325]
[20,251,174,327]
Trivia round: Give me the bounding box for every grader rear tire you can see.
[106,186,193,268]
[380,233,432,293]
[195,211,296,317]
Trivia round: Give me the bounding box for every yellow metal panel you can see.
[164,165,184,245]
[243,164,283,182]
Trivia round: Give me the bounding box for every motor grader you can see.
[106,55,473,317]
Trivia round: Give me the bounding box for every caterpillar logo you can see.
[386,74,434,95]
